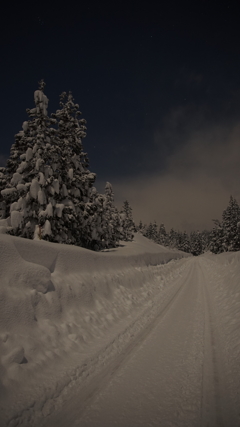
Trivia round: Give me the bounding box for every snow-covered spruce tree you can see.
[181,231,191,253]
[201,229,211,252]
[80,186,103,249]
[168,228,178,248]
[190,231,203,256]
[145,222,153,240]
[103,182,121,247]
[222,195,240,252]
[158,223,167,246]
[138,221,148,235]
[83,184,120,250]
[0,167,7,218]
[209,219,224,254]
[120,200,135,241]
[0,80,63,239]
[50,91,96,245]
[151,221,158,242]
[174,231,185,252]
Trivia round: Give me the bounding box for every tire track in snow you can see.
[40,260,195,427]
[199,258,239,427]
[199,262,223,427]
[67,258,204,427]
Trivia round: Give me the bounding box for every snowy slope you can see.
[0,232,188,426]
[1,231,240,427]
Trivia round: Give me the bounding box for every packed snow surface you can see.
[0,232,240,426]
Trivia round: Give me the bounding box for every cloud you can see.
[103,106,240,232]
[0,154,7,167]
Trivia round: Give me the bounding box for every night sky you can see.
[1,1,240,232]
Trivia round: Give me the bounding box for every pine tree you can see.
[190,231,203,256]
[168,228,177,248]
[1,80,61,239]
[0,167,7,218]
[201,230,211,252]
[51,91,96,245]
[158,223,167,246]
[209,219,224,254]
[181,231,191,253]
[145,222,153,240]
[149,221,157,242]
[120,200,135,241]
[102,182,120,247]
[222,196,240,251]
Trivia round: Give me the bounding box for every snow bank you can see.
[0,232,188,425]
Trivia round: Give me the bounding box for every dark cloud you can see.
[103,106,240,232]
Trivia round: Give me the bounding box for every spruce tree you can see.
[120,200,135,241]
[51,91,96,245]
[151,221,158,242]
[181,231,191,253]
[102,182,120,247]
[145,222,153,240]
[168,228,177,248]
[222,196,240,251]
[1,80,60,239]
[158,223,167,246]
[209,219,224,254]
[190,231,203,255]
[0,167,7,218]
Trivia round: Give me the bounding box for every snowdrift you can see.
[0,232,188,425]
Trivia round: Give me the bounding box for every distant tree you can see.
[120,200,135,241]
[190,231,203,256]
[222,195,240,251]
[158,223,167,246]
[151,221,158,242]
[209,219,224,254]
[168,228,178,248]
[201,229,211,252]
[102,182,121,247]
[145,222,153,240]
[0,167,7,218]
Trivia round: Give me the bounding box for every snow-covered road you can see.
[40,257,240,427]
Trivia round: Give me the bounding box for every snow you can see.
[38,189,46,205]
[26,147,33,161]
[11,173,22,186]
[22,121,28,132]
[10,210,23,229]
[55,203,64,217]
[30,179,40,199]
[1,187,17,196]
[52,179,59,194]
[68,169,73,180]
[36,158,43,171]
[0,233,240,426]
[42,219,52,236]
[34,90,49,116]
[16,161,27,174]
[16,183,27,192]
[62,183,68,196]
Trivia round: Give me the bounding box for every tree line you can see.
[137,195,240,255]
[0,81,135,250]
